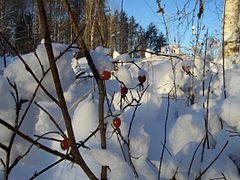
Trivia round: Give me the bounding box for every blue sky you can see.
[109,0,223,47]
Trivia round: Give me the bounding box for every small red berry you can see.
[60,138,70,151]
[138,75,146,84]
[101,71,111,80]
[113,117,121,128]
[121,86,128,97]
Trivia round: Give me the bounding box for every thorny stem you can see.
[37,1,97,179]
[62,0,107,178]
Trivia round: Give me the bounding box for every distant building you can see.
[161,44,181,55]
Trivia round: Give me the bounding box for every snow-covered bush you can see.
[1,34,240,180]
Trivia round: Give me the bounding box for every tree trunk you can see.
[223,0,240,57]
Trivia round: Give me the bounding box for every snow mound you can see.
[4,43,76,101]
[90,149,135,180]
[169,113,205,155]
[220,97,240,130]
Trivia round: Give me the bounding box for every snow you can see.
[113,53,132,62]
[90,149,135,180]
[220,97,240,130]
[90,48,114,74]
[1,43,240,179]
[169,113,205,155]
[71,97,99,143]
[115,66,133,86]
[3,43,77,101]
[138,68,147,77]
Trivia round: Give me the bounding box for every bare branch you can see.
[0,142,8,152]
[34,102,66,137]
[187,136,205,175]
[158,89,172,179]
[34,51,45,76]
[0,32,59,105]
[0,118,75,162]
[30,123,105,179]
[0,158,5,167]
[196,141,229,180]
[29,158,64,180]
[61,0,108,178]
[36,1,97,179]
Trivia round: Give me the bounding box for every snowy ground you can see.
[1,43,240,179]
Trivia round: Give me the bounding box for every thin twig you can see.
[196,141,229,180]
[0,142,8,152]
[159,140,172,157]
[53,24,86,62]
[0,118,75,162]
[128,49,184,61]
[34,51,45,76]
[116,131,127,162]
[158,89,172,180]
[62,0,107,178]
[18,75,44,128]
[188,136,205,175]
[202,29,208,108]
[29,123,105,180]
[127,85,149,138]
[0,32,59,105]
[34,101,66,137]
[29,158,64,180]
[0,158,5,167]
[33,135,61,142]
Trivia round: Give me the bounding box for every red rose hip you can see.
[60,138,70,151]
[113,117,121,128]
[101,71,111,80]
[138,75,146,84]
[121,86,128,97]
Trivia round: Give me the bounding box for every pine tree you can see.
[119,10,128,53]
[128,16,138,52]
[146,22,166,52]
